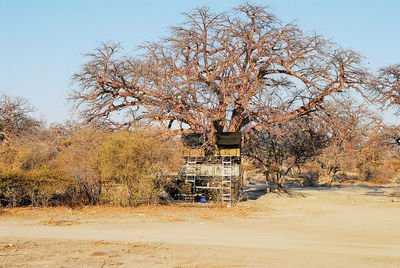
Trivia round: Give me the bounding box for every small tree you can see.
[0,95,42,141]
[314,100,377,185]
[243,118,326,192]
[313,98,400,185]
[370,64,400,115]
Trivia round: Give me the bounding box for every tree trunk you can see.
[317,170,335,186]
[264,170,271,193]
[277,173,285,192]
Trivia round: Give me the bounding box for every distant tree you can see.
[0,95,41,141]
[244,99,399,190]
[370,64,400,115]
[314,100,380,185]
[71,3,383,149]
[243,118,326,192]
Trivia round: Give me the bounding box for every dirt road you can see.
[1,184,400,267]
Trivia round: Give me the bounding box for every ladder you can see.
[185,161,198,194]
[221,157,232,203]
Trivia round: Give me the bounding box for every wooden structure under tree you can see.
[180,132,243,203]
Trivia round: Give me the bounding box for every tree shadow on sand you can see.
[243,180,307,200]
[242,179,400,201]
[243,181,267,200]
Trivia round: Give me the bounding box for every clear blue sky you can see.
[1,0,399,124]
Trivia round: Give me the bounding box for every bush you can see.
[0,168,68,207]
[301,171,320,187]
[95,130,181,205]
[53,127,104,206]
[0,94,183,207]
[0,133,68,207]
[0,126,182,207]
[358,164,398,184]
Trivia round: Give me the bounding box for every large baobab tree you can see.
[71,3,385,147]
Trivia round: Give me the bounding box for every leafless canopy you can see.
[0,95,41,140]
[71,3,372,144]
[370,64,400,114]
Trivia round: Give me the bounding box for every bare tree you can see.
[314,100,381,185]
[370,64,400,114]
[243,118,326,192]
[306,95,400,186]
[71,3,375,148]
[0,95,42,141]
[366,63,400,150]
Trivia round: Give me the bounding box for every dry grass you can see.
[41,219,81,226]
[0,203,259,222]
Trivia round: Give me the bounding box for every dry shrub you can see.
[53,127,104,206]
[0,167,68,207]
[95,130,181,206]
[0,126,182,207]
[358,164,398,184]
[0,95,183,207]
[0,130,68,207]
[300,171,320,187]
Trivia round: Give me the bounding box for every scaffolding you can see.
[180,132,242,204]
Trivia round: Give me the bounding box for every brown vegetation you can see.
[0,99,182,207]
[1,4,400,206]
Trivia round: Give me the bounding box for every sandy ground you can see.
[1,183,400,267]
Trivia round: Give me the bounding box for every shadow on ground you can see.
[243,179,400,201]
[243,180,267,200]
